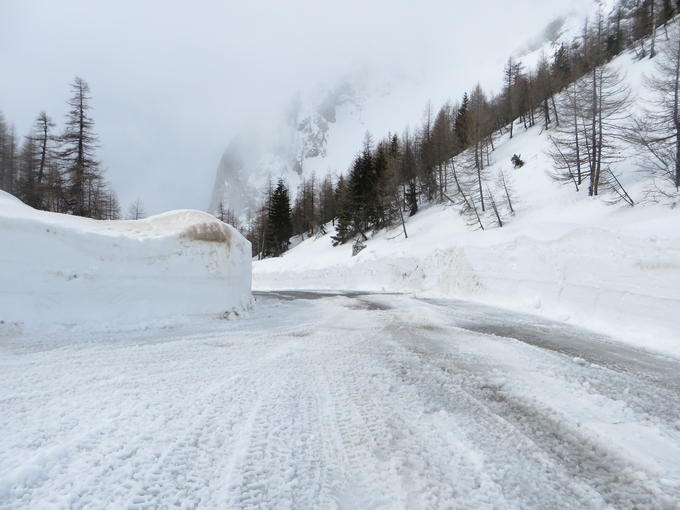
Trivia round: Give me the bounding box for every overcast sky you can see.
[0,0,596,216]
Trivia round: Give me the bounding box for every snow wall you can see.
[253,224,680,356]
[0,191,252,325]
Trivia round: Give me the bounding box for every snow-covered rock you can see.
[0,191,252,325]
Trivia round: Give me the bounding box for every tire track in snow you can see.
[2,294,680,508]
[388,322,680,510]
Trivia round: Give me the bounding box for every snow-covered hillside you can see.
[0,191,252,325]
[253,47,680,359]
[208,2,603,221]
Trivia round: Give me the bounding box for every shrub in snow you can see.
[511,154,524,169]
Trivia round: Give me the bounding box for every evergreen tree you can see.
[454,93,470,150]
[266,178,293,256]
[331,175,352,245]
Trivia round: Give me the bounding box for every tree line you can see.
[222,0,680,258]
[1,77,121,219]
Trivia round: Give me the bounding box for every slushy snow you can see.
[0,190,252,325]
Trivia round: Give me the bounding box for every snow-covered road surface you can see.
[1,292,679,509]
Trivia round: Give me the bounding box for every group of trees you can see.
[220,0,680,258]
[216,178,295,259]
[631,20,680,200]
[1,77,121,219]
[548,4,680,205]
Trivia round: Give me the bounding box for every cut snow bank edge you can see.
[0,191,252,325]
[254,226,680,358]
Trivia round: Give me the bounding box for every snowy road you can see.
[1,292,680,509]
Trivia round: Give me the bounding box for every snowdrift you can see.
[0,191,252,325]
[254,205,680,357]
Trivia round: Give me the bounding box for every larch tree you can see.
[465,83,493,211]
[59,77,104,217]
[632,22,680,202]
[0,120,19,195]
[502,58,523,138]
[18,111,56,209]
[32,111,56,209]
[127,198,147,220]
[548,22,632,200]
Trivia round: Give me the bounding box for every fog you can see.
[0,0,596,216]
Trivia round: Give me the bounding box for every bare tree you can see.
[503,58,524,138]
[631,22,680,203]
[0,120,19,195]
[32,111,56,209]
[497,168,516,214]
[460,84,495,212]
[547,50,631,199]
[547,77,590,191]
[127,198,147,220]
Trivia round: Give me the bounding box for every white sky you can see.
[0,0,596,215]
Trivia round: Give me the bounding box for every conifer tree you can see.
[32,111,56,209]
[266,178,293,256]
[127,198,147,220]
[59,77,104,217]
[454,93,470,150]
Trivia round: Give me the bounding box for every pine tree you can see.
[266,178,293,257]
[331,175,352,245]
[454,93,470,150]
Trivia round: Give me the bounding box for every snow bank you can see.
[254,205,680,358]
[255,203,680,357]
[0,191,252,325]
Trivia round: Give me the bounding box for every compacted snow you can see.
[0,191,252,325]
[1,292,679,509]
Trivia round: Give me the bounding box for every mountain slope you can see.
[252,48,680,358]
[207,1,603,221]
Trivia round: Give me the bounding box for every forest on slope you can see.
[230,0,680,259]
